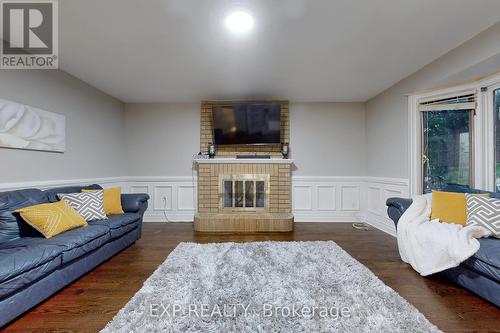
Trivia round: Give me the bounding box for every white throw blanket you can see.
[397,195,491,276]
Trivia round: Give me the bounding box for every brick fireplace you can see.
[194,100,294,233]
[194,159,294,232]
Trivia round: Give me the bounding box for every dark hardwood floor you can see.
[3,223,499,333]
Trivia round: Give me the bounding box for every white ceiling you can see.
[60,0,500,103]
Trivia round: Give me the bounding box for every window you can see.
[419,94,475,193]
[495,89,500,191]
[410,73,500,195]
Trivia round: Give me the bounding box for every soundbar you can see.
[236,155,271,159]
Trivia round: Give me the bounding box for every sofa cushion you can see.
[90,213,140,239]
[431,191,467,225]
[462,238,500,283]
[110,220,140,239]
[44,224,111,264]
[0,189,49,243]
[83,187,124,215]
[0,240,63,298]
[466,195,500,238]
[16,200,88,239]
[1,223,111,266]
[58,191,107,222]
[0,240,63,283]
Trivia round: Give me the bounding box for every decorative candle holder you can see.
[208,143,216,158]
[281,143,289,159]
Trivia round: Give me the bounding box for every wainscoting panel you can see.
[153,186,173,211]
[340,185,360,211]
[0,175,410,235]
[357,177,410,237]
[129,185,149,195]
[367,186,382,215]
[292,177,363,222]
[124,177,196,222]
[293,185,313,211]
[177,185,196,211]
[316,185,336,210]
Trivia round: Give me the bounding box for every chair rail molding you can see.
[0,177,126,191]
[0,175,409,235]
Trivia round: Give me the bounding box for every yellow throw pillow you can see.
[16,201,87,238]
[431,191,490,225]
[83,187,124,215]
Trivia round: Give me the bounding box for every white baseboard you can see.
[141,210,195,223]
[0,175,408,235]
[294,214,359,223]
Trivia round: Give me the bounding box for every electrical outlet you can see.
[154,187,172,211]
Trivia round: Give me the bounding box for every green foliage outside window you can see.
[423,110,471,192]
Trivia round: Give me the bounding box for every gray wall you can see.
[124,102,367,177]
[290,103,366,176]
[124,103,200,177]
[366,21,500,178]
[0,70,125,183]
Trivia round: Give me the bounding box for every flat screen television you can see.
[212,103,281,145]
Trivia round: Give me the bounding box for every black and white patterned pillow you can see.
[466,194,500,238]
[58,190,107,222]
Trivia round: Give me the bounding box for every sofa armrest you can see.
[386,197,413,229]
[121,193,150,213]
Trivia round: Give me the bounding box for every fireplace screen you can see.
[220,174,268,210]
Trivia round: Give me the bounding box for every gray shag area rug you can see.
[102,241,441,332]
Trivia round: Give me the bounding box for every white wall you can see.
[124,102,367,177]
[0,70,125,183]
[366,21,500,178]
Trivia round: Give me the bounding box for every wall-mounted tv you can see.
[212,103,281,145]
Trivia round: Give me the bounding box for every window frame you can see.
[485,82,500,191]
[420,107,475,193]
[409,73,500,195]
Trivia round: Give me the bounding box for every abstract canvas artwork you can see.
[0,99,65,152]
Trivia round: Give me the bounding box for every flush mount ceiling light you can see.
[225,10,254,33]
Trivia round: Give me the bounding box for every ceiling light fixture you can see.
[225,10,254,33]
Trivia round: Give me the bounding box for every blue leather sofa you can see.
[0,184,149,327]
[386,187,499,307]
